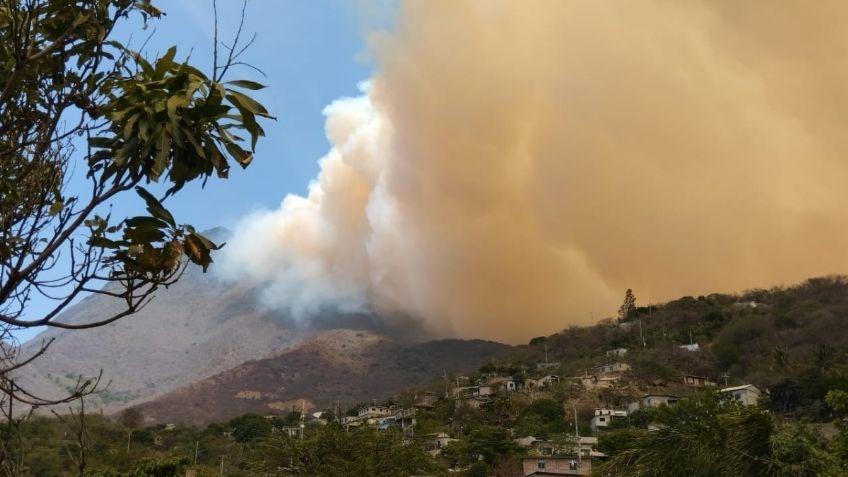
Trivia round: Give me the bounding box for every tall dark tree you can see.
[618,288,636,323]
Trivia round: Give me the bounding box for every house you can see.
[720,384,762,406]
[596,362,631,374]
[590,409,627,432]
[537,361,561,371]
[527,375,560,390]
[340,415,362,428]
[526,436,602,459]
[459,396,490,409]
[414,392,437,409]
[424,432,458,456]
[683,374,715,387]
[358,405,393,419]
[522,456,592,476]
[629,394,680,413]
[606,348,628,357]
[516,436,539,448]
[679,343,700,352]
[642,394,680,408]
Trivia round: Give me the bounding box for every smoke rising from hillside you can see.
[220,1,848,343]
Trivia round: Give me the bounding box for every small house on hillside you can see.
[606,348,628,357]
[537,361,561,371]
[590,409,627,432]
[629,394,680,412]
[720,384,762,406]
[679,343,700,352]
[424,432,458,456]
[683,374,715,387]
[358,405,393,419]
[596,362,631,374]
[642,394,679,408]
[414,392,437,409]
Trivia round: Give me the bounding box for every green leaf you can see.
[125,215,168,230]
[225,79,266,90]
[48,200,64,216]
[224,142,253,168]
[154,46,177,78]
[226,91,272,117]
[135,187,175,227]
[88,236,120,249]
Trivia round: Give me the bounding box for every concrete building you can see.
[590,409,627,432]
[720,384,762,406]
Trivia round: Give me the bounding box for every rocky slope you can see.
[134,329,510,426]
[15,231,305,412]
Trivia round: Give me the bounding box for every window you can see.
[537,460,546,470]
[599,417,606,422]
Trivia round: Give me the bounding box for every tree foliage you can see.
[0,0,271,472]
[617,288,636,323]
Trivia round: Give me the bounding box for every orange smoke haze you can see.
[220,1,848,343]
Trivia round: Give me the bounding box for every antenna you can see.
[544,343,549,364]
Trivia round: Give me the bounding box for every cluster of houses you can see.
[590,382,764,432]
[272,344,766,477]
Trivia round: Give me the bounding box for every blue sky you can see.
[143,0,388,230]
[17,1,391,342]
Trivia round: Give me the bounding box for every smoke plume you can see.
[221,1,848,343]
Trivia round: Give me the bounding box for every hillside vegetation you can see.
[7,276,848,476]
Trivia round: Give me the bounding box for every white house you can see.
[642,394,679,408]
[358,406,393,419]
[606,348,628,357]
[679,343,700,352]
[590,409,628,432]
[596,362,632,375]
[720,384,762,406]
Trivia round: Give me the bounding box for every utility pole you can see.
[573,407,581,464]
[721,372,730,387]
[194,441,199,465]
[127,429,132,454]
[544,343,549,363]
[638,320,646,350]
[219,455,224,476]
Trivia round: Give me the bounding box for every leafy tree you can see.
[0,0,270,411]
[827,390,848,468]
[768,422,841,477]
[0,0,270,470]
[229,413,273,443]
[515,398,567,438]
[618,288,636,323]
[599,393,774,477]
[256,424,443,477]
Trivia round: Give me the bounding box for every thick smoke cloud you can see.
[220,1,848,343]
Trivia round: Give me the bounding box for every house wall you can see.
[522,457,592,476]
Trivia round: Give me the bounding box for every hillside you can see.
[498,275,848,419]
[13,229,429,414]
[14,240,303,412]
[133,329,510,426]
